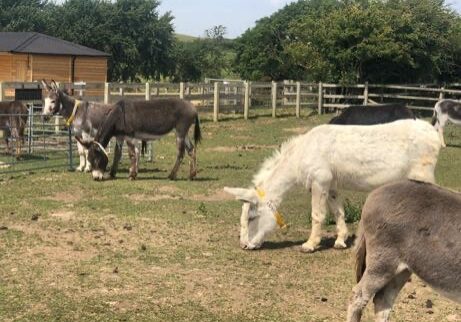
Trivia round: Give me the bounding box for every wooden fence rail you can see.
[1,81,460,122]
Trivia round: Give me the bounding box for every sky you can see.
[158,0,297,38]
[158,0,461,39]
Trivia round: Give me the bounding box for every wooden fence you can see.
[1,81,460,122]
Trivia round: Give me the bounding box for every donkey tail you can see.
[355,221,367,283]
[194,114,202,145]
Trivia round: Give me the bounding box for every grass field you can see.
[1,114,460,321]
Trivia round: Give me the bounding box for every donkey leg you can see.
[15,136,22,160]
[327,190,348,249]
[75,141,86,172]
[347,268,398,322]
[302,180,329,253]
[168,137,186,180]
[109,138,124,178]
[373,269,411,322]
[185,136,197,179]
[126,140,139,180]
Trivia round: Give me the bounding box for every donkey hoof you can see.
[76,166,84,172]
[84,167,91,173]
[128,176,136,181]
[300,242,317,253]
[334,240,347,249]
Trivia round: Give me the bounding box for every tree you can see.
[234,0,339,81]
[235,0,461,83]
[0,0,176,81]
[171,25,236,82]
[0,0,53,32]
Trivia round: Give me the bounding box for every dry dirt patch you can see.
[192,189,234,202]
[49,210,76,221]
[206,144,279,153]
[126,193,180,202]
[283,126,311,134]
[44,191,83,203]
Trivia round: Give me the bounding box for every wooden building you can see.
[0,32,109,84]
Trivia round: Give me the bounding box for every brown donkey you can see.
[347,180,461,322]
[0,101,28,159]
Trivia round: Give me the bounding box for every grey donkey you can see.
[347,179,461,322]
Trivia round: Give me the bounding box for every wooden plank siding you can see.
[31,55,72,82]
[74,57,107,82]
[0,54,13,81]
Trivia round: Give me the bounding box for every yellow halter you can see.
[256,187,288,229]
[65,99,82,127]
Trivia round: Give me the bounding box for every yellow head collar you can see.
[256,187,287,229]
[66,99,82,127]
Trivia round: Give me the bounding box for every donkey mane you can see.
[252,135,301,187]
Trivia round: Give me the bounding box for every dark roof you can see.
[0,32,109,57]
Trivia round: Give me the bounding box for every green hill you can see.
[175,33,199,42]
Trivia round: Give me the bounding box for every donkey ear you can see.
[41,79,51,91]
[51,80,59,91]
[75,136,92,149]
[224,187,258,204]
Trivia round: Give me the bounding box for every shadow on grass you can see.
[447,143,461,148]
[261,235,356,252]
[108,175,219,182]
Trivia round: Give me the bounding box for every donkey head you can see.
[224,187,278,250]
[41,80,62,120]
[75,137,109,181]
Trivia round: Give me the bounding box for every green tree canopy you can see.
[235,0,461,83]
[0,0,175,81]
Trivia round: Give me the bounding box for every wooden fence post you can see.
[179,82,185,99]
[104,82,110,104]
[439,87,445,101]
[271,81,277,118]
[145,82,150,101]
[0,82,3,101]
[119,85,124,98]
[363,82,369,105]
[318,82,323,115]
[213,82,220,122]
[295,81,301,118]
[244,81,250,120]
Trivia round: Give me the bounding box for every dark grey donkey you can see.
[347,180,461,322]
[0,101,28,159]
[41,80,122,172]
[77,98,201,181]
[431,99,461,147]
[329,103,414,125]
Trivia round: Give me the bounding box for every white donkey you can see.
[225,119,441,253]
[431,99,461,147]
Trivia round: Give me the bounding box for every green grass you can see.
[0,114,460,321]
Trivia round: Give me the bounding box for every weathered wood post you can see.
[145,82,151,101]
[295,81,301,118]
[439,87,445,101]
[119,85,124,98]
[363,82,369,105]
[213,82,220,122]
[104,82,110,104]
[271,81,277,118]
[145,82,155,162]
[318,82,324,115]
[0,82,3,101]
[179,82,185,99]
[244,81,250,120]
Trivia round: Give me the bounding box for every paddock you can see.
[0,114,460,321]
